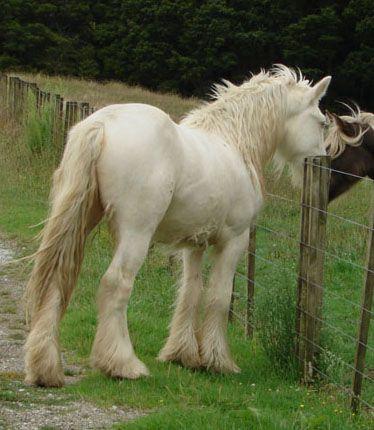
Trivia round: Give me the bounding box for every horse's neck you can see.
[189,112,279,177]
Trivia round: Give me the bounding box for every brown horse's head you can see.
[326,106,374,202]
[325,108,373,158]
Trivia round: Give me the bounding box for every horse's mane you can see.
[182,65,311,190]
[325,105,374,159]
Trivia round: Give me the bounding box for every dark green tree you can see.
[0,0,372,110]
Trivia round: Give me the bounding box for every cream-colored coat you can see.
[24,66,331,387]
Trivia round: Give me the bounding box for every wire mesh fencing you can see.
[229,156,373,414]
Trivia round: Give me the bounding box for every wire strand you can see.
[304,161,374,182]
[237,251,374,316]
[233,271,374,351]
[265,192,372,231]
[254,223,372,273]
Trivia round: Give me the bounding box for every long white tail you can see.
[24,118,104,386]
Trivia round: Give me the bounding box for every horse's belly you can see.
[154,184,261,247]
[154,201,225,246]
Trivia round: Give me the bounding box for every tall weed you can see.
[254,280,298,375]
[23,94,54,155]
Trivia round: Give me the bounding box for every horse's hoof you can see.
[93,356,150,380]
[112,360,150,379]
[158,347,201,369]
[25,371,65,388]
[200,350,241,374]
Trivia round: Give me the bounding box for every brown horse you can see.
[325,109,374,202]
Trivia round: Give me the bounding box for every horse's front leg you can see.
[199,230,249,373]
[158,247,204,368]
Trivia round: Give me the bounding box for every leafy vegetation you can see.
[23,94,54,154]
[0,1,373,110]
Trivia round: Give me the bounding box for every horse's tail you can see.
[25,119,104,325]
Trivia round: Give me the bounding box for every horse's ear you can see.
[331,112,358,138]
[310,76,331,103]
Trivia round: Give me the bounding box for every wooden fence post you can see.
[15,78,21,115]
[79,102,90,120]
[351,201,374,413]
[13,77,21,116]
[229,275,235,322]
[19,79,26,114]
[4,75,10,109]
[64,101,79,142]
[246,226,256,338]
[52,94,64,148]
[8,76,17,115]
[27,82,38,111]
[296,156,331,383]
[0,74,7,108]
[38,90,46,109]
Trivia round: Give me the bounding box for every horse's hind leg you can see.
[90,229,152,379]
[158,247,204,368]
[200,231,249,373]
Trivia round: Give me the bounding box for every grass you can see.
[0,73,372,429]
[16,72,199,122]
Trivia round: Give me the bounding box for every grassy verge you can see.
[0,74,372,429]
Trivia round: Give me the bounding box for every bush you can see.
[254,279,298,375]
[23,94,54,154]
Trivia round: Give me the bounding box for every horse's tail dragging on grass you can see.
[24,119,104,386]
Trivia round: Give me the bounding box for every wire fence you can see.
[230,156,374,414]
[1,73,373,414]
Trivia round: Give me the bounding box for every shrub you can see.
[23,94,54,154]
[254,279,298,375]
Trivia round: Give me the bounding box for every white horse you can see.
[24,66,331,387]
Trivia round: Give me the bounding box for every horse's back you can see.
[92,104,180,227]
[91,103,259,245]
[95,103,181,177]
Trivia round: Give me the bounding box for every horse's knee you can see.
[98,266,133,312]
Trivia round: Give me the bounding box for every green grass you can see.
[0,74,372,429]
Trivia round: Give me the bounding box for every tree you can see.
[0,0,372,110]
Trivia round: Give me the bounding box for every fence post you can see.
[296,155,331,383]
[4,75,10,109]
[229,275,235,322]
[351,202,374,413]
[64,101,79,142]
[13,77,20,116]
[8,76,17,115]
[52,94,64,148]
[79,101,90,120]
[0,74,7,108]
[246,226,256,338]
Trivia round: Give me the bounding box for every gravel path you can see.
[0,240,144,429]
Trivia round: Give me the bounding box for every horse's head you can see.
[325,109,372,159]
[275,75,331,185]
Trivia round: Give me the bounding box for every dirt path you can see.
[0,240,143,429]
